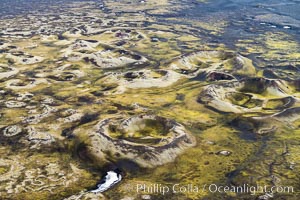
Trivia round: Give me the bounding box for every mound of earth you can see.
[169,50,256,78]
[198,77,297,114]
[88,115,196,168]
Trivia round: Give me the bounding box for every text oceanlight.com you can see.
[135,183,294,196]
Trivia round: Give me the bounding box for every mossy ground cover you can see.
[0,0,300,199]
